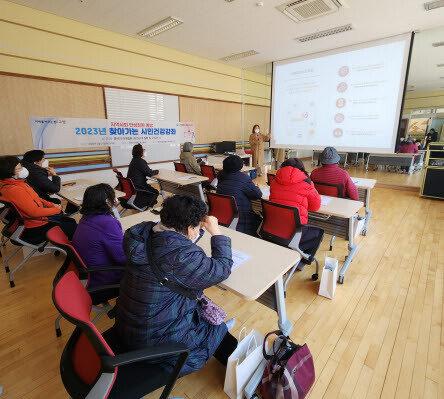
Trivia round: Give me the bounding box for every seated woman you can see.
[116,194,237,376]
[180,142,204,175]
[216,155,262,236]
[269,158,323,269]
[72,184,125,288]
[127,144,159,209]
[0,156,77,242]
[310,147,359,200]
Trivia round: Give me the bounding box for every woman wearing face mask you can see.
[249,124,270,176]
[116,194,237,377]
[127,143,159,209]
[0,156,77,241]
[72,184,125,288]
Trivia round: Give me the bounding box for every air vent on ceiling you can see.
[424,0,444,11]
[277,0,349,23]
[295,24,354,42]
[432,41,444,47]
[220,50,259,62]
[138,17,183,38]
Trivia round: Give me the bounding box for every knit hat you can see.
[223,155,243,173]
[320,147,340,165]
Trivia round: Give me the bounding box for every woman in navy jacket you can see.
[217,155,262,236]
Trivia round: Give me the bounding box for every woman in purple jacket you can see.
[72,183,125,287]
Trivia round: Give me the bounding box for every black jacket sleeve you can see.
[31,168,61,194]
[136,158,158,177]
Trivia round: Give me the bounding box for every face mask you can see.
[41,160,49,168]
[254,129,260,134]
[17,167,29,180]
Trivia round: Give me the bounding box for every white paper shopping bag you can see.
[318,257,338,300]
[353,215,365,237]
[224,328,266,399]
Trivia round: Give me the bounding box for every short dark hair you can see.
[415,139,421,143]
[80,183,116,217]
[252,124,260,134]
[22,150,45,164]
[160,195,207,235]
[0,156,20,180]
[281,157,308,176]
[132,144,144,158]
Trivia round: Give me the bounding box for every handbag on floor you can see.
[146,234,226,325]
[261,331,315,399]
[318,257,338,300]
[224,328,266,399]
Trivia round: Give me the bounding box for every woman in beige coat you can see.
[180,142,202,175]
[249,124,270,176]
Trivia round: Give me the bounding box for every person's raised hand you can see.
[46,167,57,176]
[202,215,221,236]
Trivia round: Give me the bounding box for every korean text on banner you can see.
[30,117,195,150]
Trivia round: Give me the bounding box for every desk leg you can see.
[362,188,372,236]
[197,183,205,202]
[243,277,292,399]
[158,181,167,200]
[249,157,252,167]
[338,217,358,284]
[409,157,415,175]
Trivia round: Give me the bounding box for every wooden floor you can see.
[0,184,442,398]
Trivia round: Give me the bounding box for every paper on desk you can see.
[178,176,197,181]
[231,249,252,272]
[261,188,270,197]
[65,184,89,191]
[321,196,333,206]
[352,179,362,185]
[74,196,83,201]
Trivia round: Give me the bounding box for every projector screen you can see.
[271,33,413,153]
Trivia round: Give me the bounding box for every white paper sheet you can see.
[178,176,197,181]
[231,249,252,271]
[74,196,83,201]
[321,195,333,206]
[352,179,362,186]
[261,188,270,197]
[64,184,89,191]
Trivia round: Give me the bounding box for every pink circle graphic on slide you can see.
[337,82,348,93]
[333,128,343,138]
[335,113,345,123]
[338,66,350,77]
[336,98,346,108]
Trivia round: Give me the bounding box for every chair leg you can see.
[55,314,63,337]
[283,264,298,294]
[4,246,22,274]
[330,236,335,251]
[9,247,38,288]
[91,302,113,324]
[312,257,319,281]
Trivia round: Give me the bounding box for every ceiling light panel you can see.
[295,24,354,42]
[438,64,444,67]
[424,0,444,10]
[220,50,259,62]
[432,41,444,47]
[138,17,183,38]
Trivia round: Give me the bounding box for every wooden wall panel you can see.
[179,97,242,144]
[244,104,270,139]
[0,75,106,155]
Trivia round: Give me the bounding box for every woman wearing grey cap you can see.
[180,142,203,175]
[311,147,359,200]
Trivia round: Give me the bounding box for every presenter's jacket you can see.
[22,161,61,202]
[310,164,359,201]
[0,178,61,228]
[127,156,159,191]
[269,166,321,225]
[180,151,202,175]
[398,142,419,154]
[217,171,262,236]
[116,221,233,376]
[72,214,125,288]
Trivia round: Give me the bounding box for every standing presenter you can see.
[249,124,270,177]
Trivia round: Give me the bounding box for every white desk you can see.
[350,177,376,235]
[155,169,208,202]
[207,154,253,167]
[209,164,256,174]
[366,153,418,175]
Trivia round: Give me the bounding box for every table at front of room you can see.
[208,163,256,177]
[252,192,363,284]
[366,153,419,174]
[58,178,125,218]
[206,153,253,167]
[119,210,301,398]
[154,168,209,202]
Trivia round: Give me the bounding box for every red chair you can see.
[53,271,189,399]
[174,162,188,173]
[47,226,123,337]
[207,192,239,230]
[0,200,64,288]
[116,176,156,216]
[258,200,323,293]
[113,168,124,191]
[200,164,218,190]
[312,181,344,250]
[0,204,12,258]
[267,173,276,186]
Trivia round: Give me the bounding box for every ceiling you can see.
[8,0,444,91]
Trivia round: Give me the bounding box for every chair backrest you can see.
[174,162,187,173]
[116,176,136,200]
[0,200,25,240]
[200,164,216,181]
[52,271,116,394]
[47,226,88,284]
[258,199,302,247]
[313,182,344,198]
[206,192,239,229]
[267,173,276,186]
[113,169,124,191]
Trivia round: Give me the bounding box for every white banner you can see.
[30,117,195,150]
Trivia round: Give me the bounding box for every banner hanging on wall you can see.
[29,117,195,149]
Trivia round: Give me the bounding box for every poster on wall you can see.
[29,117,195,150]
